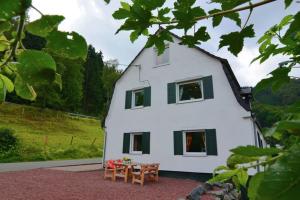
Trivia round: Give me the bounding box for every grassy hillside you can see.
[0,102,103,163]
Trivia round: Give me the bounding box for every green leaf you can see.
[0,74,14,92]
[284,0,293,8]
[0,35,10,51]
[254,67,291,93]
[26,15,65,37]
[158,8,171,22]
[219,25,255,56]
[17,50,56,85]
[208,169,239,184]
[209,9,241,27]
[212,0,249,10]
[120,1,130,11]
[0,21,11,33]
[231,145,282,157]
[130,30,139,42]
[0,0,24,21]
[248,172,264,200]
[266,120,300,137]
[213,165,229,176]
[255,144,300,200]
[14,75,36,101]
[0,78,6,102]
[46,31,88,59]
[112,8,131,20]
[236,169,248,187]
[181,26,210,47]
[227,154,258,168]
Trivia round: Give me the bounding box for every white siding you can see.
[105,37,256,173]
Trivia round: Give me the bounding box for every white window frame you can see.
[132,89,144,109]
[176,79,204,103]
[130,133,143,154]
[183,130,207,156]
[154,43,170,67]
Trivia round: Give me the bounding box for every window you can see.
[155,44,169,66]
[133,89,144,108]
[177,80,203,103]
[183,131,206,155]
[130,133,143,154]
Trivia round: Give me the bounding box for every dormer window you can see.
[155,44,169,66]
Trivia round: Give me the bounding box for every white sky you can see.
[28,0,299,86]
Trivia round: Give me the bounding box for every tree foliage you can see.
[0,0,88,103]
[106,0,300,199]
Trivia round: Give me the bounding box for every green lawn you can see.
[0,102,103,163]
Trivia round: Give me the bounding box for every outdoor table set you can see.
[104,159,160,186]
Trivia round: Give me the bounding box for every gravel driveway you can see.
[0,169,199,200]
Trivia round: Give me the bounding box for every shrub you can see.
[0,128,18,152]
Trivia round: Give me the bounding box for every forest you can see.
[6,31,122,118]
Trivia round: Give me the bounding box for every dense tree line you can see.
[253,79,300,128]
[7,32,122,118]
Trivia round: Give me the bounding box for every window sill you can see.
[153,63,170,68]
[182,153,207,157]
[131,106,145,110]
[130,152,143,155]
[176,98,204,104]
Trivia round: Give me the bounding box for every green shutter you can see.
[142,132,150,154]
[144,87,151,107]
[174,131,183,155]
[206,129,218,155]
[168,82,176,104]
[125,90,132,109]
[202,76,214,99]
[123,133,130,153]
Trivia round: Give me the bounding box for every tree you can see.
[83,45,105,116]
[107,0,300,199]
[0,0,88,103]
[102,60,122,115]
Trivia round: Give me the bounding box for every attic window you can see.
[155,44,169,66]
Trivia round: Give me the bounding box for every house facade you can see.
[104,32,265,178]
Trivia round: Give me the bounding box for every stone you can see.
[187,185,207,200]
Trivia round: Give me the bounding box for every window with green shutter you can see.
[123,133,130,153]
[123,132,151,154]
[174,129,218,156]
[168,76,214,105]
[168,83,176,104]
[125,90,132,109]
[142,132,150,154]
[202,76,214,99]
[205,129,218,155]
[174,131,183,155]
[143,87,151,107]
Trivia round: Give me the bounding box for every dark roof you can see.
[103,29,251,127]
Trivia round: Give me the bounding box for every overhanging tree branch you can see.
[155,0,277,25]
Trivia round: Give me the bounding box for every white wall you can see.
[105,37,256,173]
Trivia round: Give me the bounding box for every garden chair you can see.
[131,163,160,186]
[103,159,122,181]
[114,162,130,182]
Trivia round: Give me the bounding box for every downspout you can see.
[102,126,107,168]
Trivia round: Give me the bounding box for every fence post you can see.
[70,136,74,145]
[91,138,97,146]
[44,135,48,146]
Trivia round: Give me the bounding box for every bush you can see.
[0,128,18,152]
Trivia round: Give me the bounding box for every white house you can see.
[104,30,265,180]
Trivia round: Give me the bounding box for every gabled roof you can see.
[120,29,251,111]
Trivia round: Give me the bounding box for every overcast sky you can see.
[28,0,299,86]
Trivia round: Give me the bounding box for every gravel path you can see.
[0,169,199,200]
